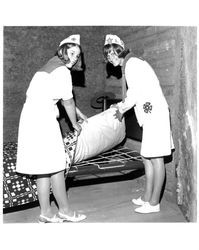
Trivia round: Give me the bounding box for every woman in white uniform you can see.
[103,34,174,213]
[16,35,87,222]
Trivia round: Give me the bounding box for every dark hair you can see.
[56,43,79,62]
[56,43,83,70]
[103,43,130,62]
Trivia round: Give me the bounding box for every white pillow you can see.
[74,108,126,163]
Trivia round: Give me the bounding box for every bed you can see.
[3,94,144,209]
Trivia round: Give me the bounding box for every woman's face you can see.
[65,46,81,67]
[107,51,121,67]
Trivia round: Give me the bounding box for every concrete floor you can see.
[3,171,186,223]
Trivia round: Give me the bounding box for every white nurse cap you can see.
[104,34,125,49]
[59,34,80,46]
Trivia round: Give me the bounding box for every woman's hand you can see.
[73,122,82,136]
[110,103,118,109]
[114,109,124,122]
[76,107,88,123]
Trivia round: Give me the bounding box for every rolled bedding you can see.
[73,107,126,163]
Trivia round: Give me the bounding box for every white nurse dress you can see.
[118,56,174,158]
[16,57,73,175]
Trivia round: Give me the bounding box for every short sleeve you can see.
[50,66,73,100]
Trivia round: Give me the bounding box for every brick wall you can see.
[3,26,105,142]
[173,27,197,222]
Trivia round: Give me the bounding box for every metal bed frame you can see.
[68,146,143,177]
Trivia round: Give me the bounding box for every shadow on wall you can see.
[106,62,122,79]
[71,52,86,87]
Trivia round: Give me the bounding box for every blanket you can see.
[3,132,77,209]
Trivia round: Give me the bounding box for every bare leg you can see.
[37,175,54,217]
[143,158,154,202]
[51,170,73,216]
[150,157,165,205]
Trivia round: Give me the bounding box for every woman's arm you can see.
[61,98,82,135]
[111,58,139,122]
[76,107,88,123]
[116,59,138,114]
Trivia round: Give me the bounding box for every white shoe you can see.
[38,214,63,223]
[132,196,146,206]
[58,211,87,222]
[134,202,160,214]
